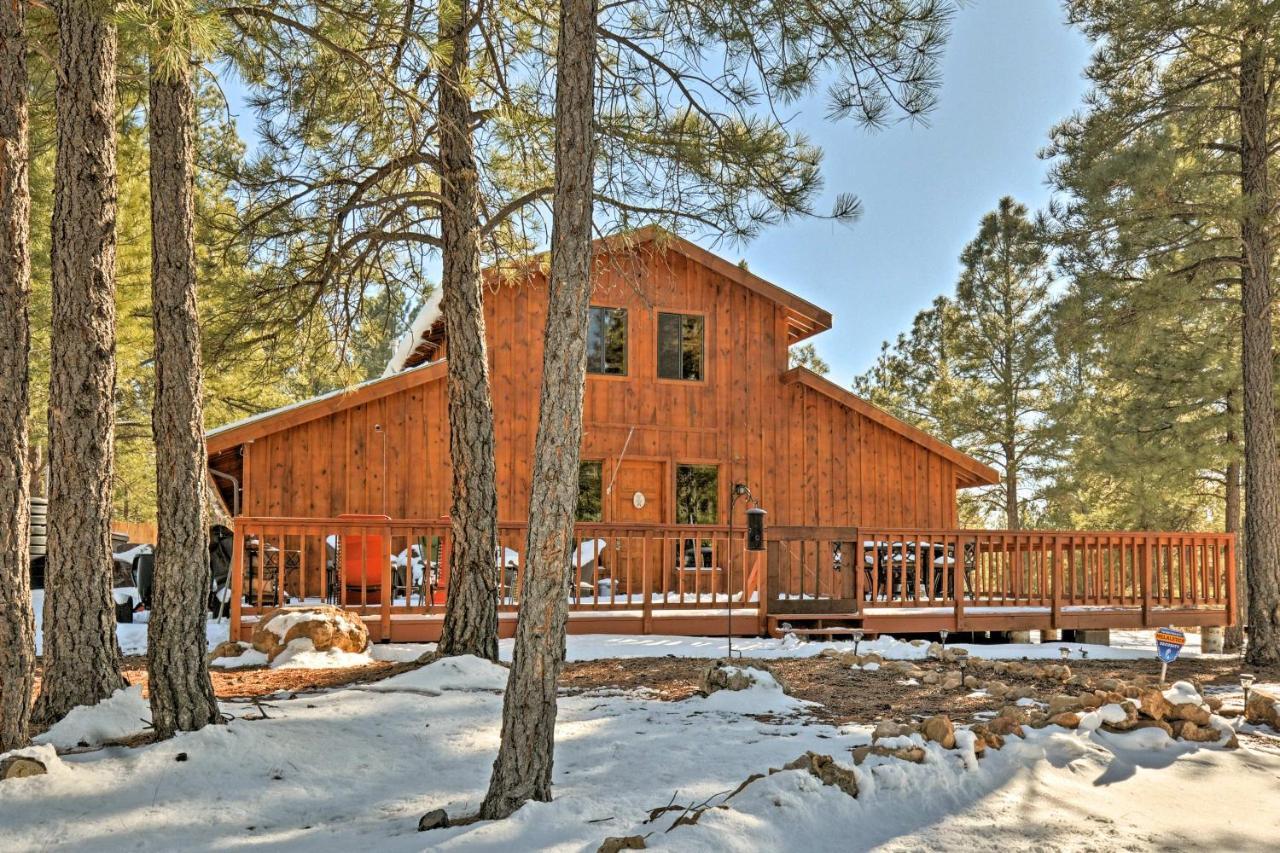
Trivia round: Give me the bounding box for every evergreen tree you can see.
[0,0,36,753]
[1054,0,1280,663]
[142,0,222,738]
[34,0,129,727]
[789,343,830,375]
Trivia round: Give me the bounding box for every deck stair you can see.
[768,612,865,639]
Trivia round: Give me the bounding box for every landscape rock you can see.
[872,720,908,741]
[598,836,647,852]
[941,673,963,691]
[1137,687,1174,722]
[1170,702,1211,726]
[250,605,370,663]
[985,681,1009,698]
[1175,721,1221,744]
[987,715,1025,738]
[922,672,942,685]
[778,752,858,798]
[1,757,47,781]
[1245,689,1280,729]
[997,705,1029,724]
[921,715,956,749]
[970,723,1005,752]
[700,661,788,696]
[963,675,982,689]
[1046,711,1081,729]
[208,640,245,661]
[1104,718,1172,737]
[1047,694,1083,715]
[850,744,926,765]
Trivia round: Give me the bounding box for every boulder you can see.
[872,720,908,741]
[997,705,1029,724]
[1245,689,1280,729]
[850,744,925,765]
[963,675,982,689]
[921,715,956,749]
[1170,702,1211,726]
[1104,718,1172,737]
[598,837,647,853]
[926,642,944,659]
[970,723,1005,752]
[418,809,449,831]
[779,752,858,798]
[700,661,788,696]
[922,671,942,685]
[1097,677,1123,692]
[987,715,1025,738]
[251,605,370,663]
[0,756,46,781]
[1046,711,1081,729]
[985,681,1010,698]
[1175,721,1222,744]
[941,672,963,691]
[1137,687,1174,721]
[208,640,246,661]
[1047,694,1083,715]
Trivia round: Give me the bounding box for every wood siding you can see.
[223,246,969,528]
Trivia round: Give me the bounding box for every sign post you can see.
[1154,627,1186,684]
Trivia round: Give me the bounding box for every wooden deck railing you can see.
[229,518,1236,638]
[762,526,1236,630]
[229,516,763,640]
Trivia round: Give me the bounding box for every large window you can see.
[675,464,718,525]
[657,312,704,381]
[586,306,627,375]
[577,460,603,522]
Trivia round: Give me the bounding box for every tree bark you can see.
[145,49,222,738]
[1225,413,1245,652]
[32,0,128,727]
[478,0,597,819]
[0,0,36,753]
[1239,23,1280,666]
[1003,451,1020,531]
[435,0,499,662]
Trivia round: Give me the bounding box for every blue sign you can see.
[1155,627,1185,663]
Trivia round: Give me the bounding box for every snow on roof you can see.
[382,289,443,377]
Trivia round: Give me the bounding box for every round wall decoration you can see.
[632,491,646,509]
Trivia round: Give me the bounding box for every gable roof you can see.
[384,226,834,375]
[782,366,1001,488]
[206,360,448,454]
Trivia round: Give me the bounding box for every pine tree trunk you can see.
[32,0,127,727]
[478,0,597,818]
[1239,26,1280,666]
[1003,452,1020,530]
[145,52,221,738]
[1225,431,1245,652]
[0,0,36,753]
[434,0,499,661]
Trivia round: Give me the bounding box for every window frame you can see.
[576,459,604,522]
[585,305,629,378]
[655,310,707,383]
[673,462,720,526]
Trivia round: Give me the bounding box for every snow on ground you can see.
[30,590,229,656]
[4,647,1279,852]
[34,686,152,750]
[504,630,1173,663]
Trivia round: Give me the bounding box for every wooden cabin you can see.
[209,228,1235,642]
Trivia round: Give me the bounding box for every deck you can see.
[228,518,1236,642]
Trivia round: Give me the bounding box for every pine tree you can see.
[33,0,129,727]
[788,343,830,375]
[1055,0,1280,663]
[144,0,222,738]
[0,0,36,753]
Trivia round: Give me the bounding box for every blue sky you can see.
[218,0,1093,385]
[744,0,1093,383]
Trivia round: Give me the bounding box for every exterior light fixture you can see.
[851,628,864,656]
[1241,673,1256,709]
[939,628,949,651]
[1059,646,1071,662]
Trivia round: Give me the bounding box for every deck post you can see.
[641,535,653,635]
[380,524,393,641]
[1050,535,1062,631]
[851,533,864,615]
[952,534,966,632]
[1225,534,1237,627]
[761,540,779,635]
[229,519,245,641]
[1141,538,1153,629]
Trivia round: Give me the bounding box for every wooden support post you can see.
[641,535,653,635]
[1225,534,1237,627]
[380,524,393,641]
[1141,539,1153,629]
[229,520,245,641]
[762,540,780,635]
[851,537,864,615]
[952,535,967,632]
[1050,535,1062,631]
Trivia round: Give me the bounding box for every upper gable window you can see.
[657,312,704,381]
[586,306,628,376]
